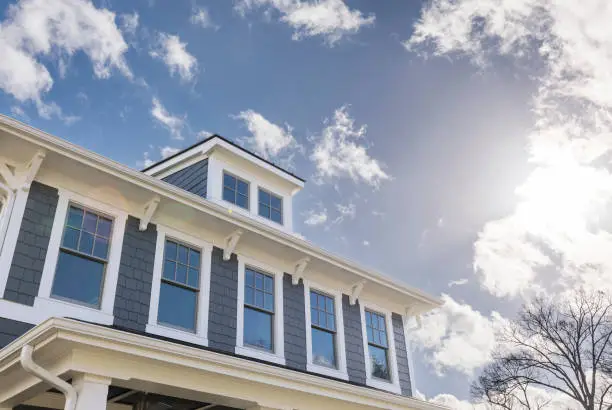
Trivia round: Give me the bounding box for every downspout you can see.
[20,345,77,410]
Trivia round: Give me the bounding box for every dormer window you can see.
[258,188,282,224]
[223,172,249,210]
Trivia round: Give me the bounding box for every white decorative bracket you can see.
[0,150,46,192]
[21,151,45,192]
[292,257,310,285]
[139,196,160,231]
[223,229,243,261]
[349,280,366,305]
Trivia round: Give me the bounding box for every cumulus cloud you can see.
[0,0,131,115]
[160,146,180,158]
[332,201,356,224]
[409,294,508,376]
[150,33,198,82]
[191,6,218,30]
[303,206,328,226]
[151,98,185,140]
[311,105,390,188]
[234,109,301,164]
[119,12,139,35]
[409,0,612,299]
[448,278,468,287]
[235,0,374,46]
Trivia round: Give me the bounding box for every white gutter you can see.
[20,345,77,410]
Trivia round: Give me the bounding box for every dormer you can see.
[142,135,305,233]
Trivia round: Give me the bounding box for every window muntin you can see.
[158,240,200,331]
[222,172,249,210]
[310,291,337,368]
[258,189,282,224]
[366,310,390,380]
[243,268,274,351]
[51,205,113,307]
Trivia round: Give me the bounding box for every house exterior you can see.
[0,114,444,410]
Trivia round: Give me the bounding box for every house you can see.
[0,115,444,410]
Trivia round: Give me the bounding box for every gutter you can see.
[20,345,77,410]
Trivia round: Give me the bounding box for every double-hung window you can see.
[158,239,200,332]
[365,310,390,380]
[223,172,249,210]
[51,205,113,307]
[310,291,337,368]
[258,189,282,224]
[243,268,275,351]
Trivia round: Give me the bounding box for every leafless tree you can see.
[472,290,612,410]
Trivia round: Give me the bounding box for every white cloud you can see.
[303,207,328,226]
[311,105,390,188]
[191,6,218,30]
[160,146,180,159]
[448,278,468,287]
[362,240,370,246]
[197,130,214,139]
[119,12,139,35]
[0,0,131,114]
[234,109,301,161]
[332,201,356,224]
[150,33,198,82]
[151,98,185,140]
[409,0,612,299]
[10,106,28,120]
[409,294,507,376]
[235,0,374,46]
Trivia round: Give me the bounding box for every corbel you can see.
[349,279,366,305]
[292,257,310,285]
[223,229,243,260]
[0,150,46,191]
[139,196,161,231]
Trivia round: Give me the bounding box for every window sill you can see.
[34,297,114,325]
[235,345,286,366]
[366,377,402,395]
[146,323,208,347]
[307,363,349,381]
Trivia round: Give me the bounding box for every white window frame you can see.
[303,280,348,380]
[359,301,402,394]
[222,170,251,211]
[236,254,285,365]
[146,225,212,346]
[35,188,127,325]
[257,186,283,226]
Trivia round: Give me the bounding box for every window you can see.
[258,189,282,224]
[50,205,113,307]
[223,172,249,209]
[310,291,337,368]
[157,239,201,332]
[243,268,275,351]
[365,310,390,380]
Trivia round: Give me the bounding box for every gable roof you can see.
[141,134,306,183]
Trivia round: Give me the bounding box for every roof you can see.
[141,134,306,183]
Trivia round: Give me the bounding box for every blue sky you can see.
[2,0,611,408]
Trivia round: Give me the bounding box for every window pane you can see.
[326,297,334,313]
[271,209,282,224]
[97,217,112,238]
[270,195,282,210]
[236,193,249,209]
[327,314,335,331]
[310,292,317,309]
[245,287,254,305]
[246,269,254,287]
[258,189,270,204]
[379,331,388,347]
[259,204,270,218]
[163,260,176,280]
[79,231,94,255]
[93,236,109,259]
[255,273,263,290]
[318,294,326,310]
[83,212,98,233]
[318,311,326,327]
[158,282,197,331]
[366,311,372,326]
[378,315,386,331]
[223,187,235,203]
[176,264,187,284]
[62,227,80,250]
[312,328,336,368]
[255,291,264,307]
[264,276,273,292]
[367,326,374,343]
[311,307,319,326]
[264,294,274,311]
[244,307,273,351]
[165,241,177,260]
[177,245,188,264]
[237,179,249,195]
[51,251,104,307]
[66,206,83,228]
[188,268,199,288]
[369,345,390,380]
[223,173,235,188]
[189,249,200,268]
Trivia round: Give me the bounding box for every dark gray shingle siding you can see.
[283,273,307,370]
[0,317,34,348]
[208,246,238,352]
[113,216,156,332]
[342,294,367,384]
[392,313,412,396]
[3,181,58,306]
[162,159,208,198]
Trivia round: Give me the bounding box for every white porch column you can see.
[73,373,111,410]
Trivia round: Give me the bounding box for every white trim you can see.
[0,188,30,297]
[35,188,127,318]
[0,183,14,259]
[146,225,212,346]
[236,254,285,365]
[33,296,115,325]
[303,280,348,380]
[360,301,402,395]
